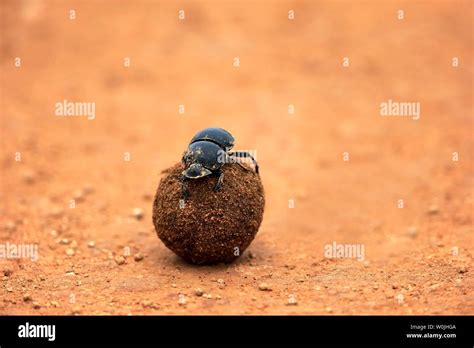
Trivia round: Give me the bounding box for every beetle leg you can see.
[180,175,190,200]
[228,151,259,174]
[235,162,250,172]
[181,150,186,164]
[214,170,224,191]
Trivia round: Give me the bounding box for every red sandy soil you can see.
[0,0,472,315]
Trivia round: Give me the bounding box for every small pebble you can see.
[22,170,36,184]
[73,189,85,201]
[23,294,33,302]
[5,221,16,232]
[132,208,144,220]
[142,300,152,308]
[50,301,59,307]
[287,295,297,305]
[88,241,96,248]
[407,227,418,238]
[134,253,144,262]
[66,249,75,256]
[115,256,126,265]
[142,193,153,201]
[325,306,333,313]
[178,295,186,306]
[3,268,13,277]
[428,205,439,215]
[32,302,41,309]
[258,283,272,291]
[194,288,204,296]
[49,207,64,218]
[60,238,70,245]
[82,184,94,194]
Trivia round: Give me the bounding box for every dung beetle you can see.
[181,127,259,199]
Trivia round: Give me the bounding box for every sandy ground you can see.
[0,0,473,315]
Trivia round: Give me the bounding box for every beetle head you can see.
[182,163,212,179]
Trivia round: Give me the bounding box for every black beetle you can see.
[180,127,259,199]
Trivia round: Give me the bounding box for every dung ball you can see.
[152,163,265,265]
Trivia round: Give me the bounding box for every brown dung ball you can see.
[152,162,265,265]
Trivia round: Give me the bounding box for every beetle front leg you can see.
[228,151,259,174]
[180,175,190,200]
[214,170,224,192]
